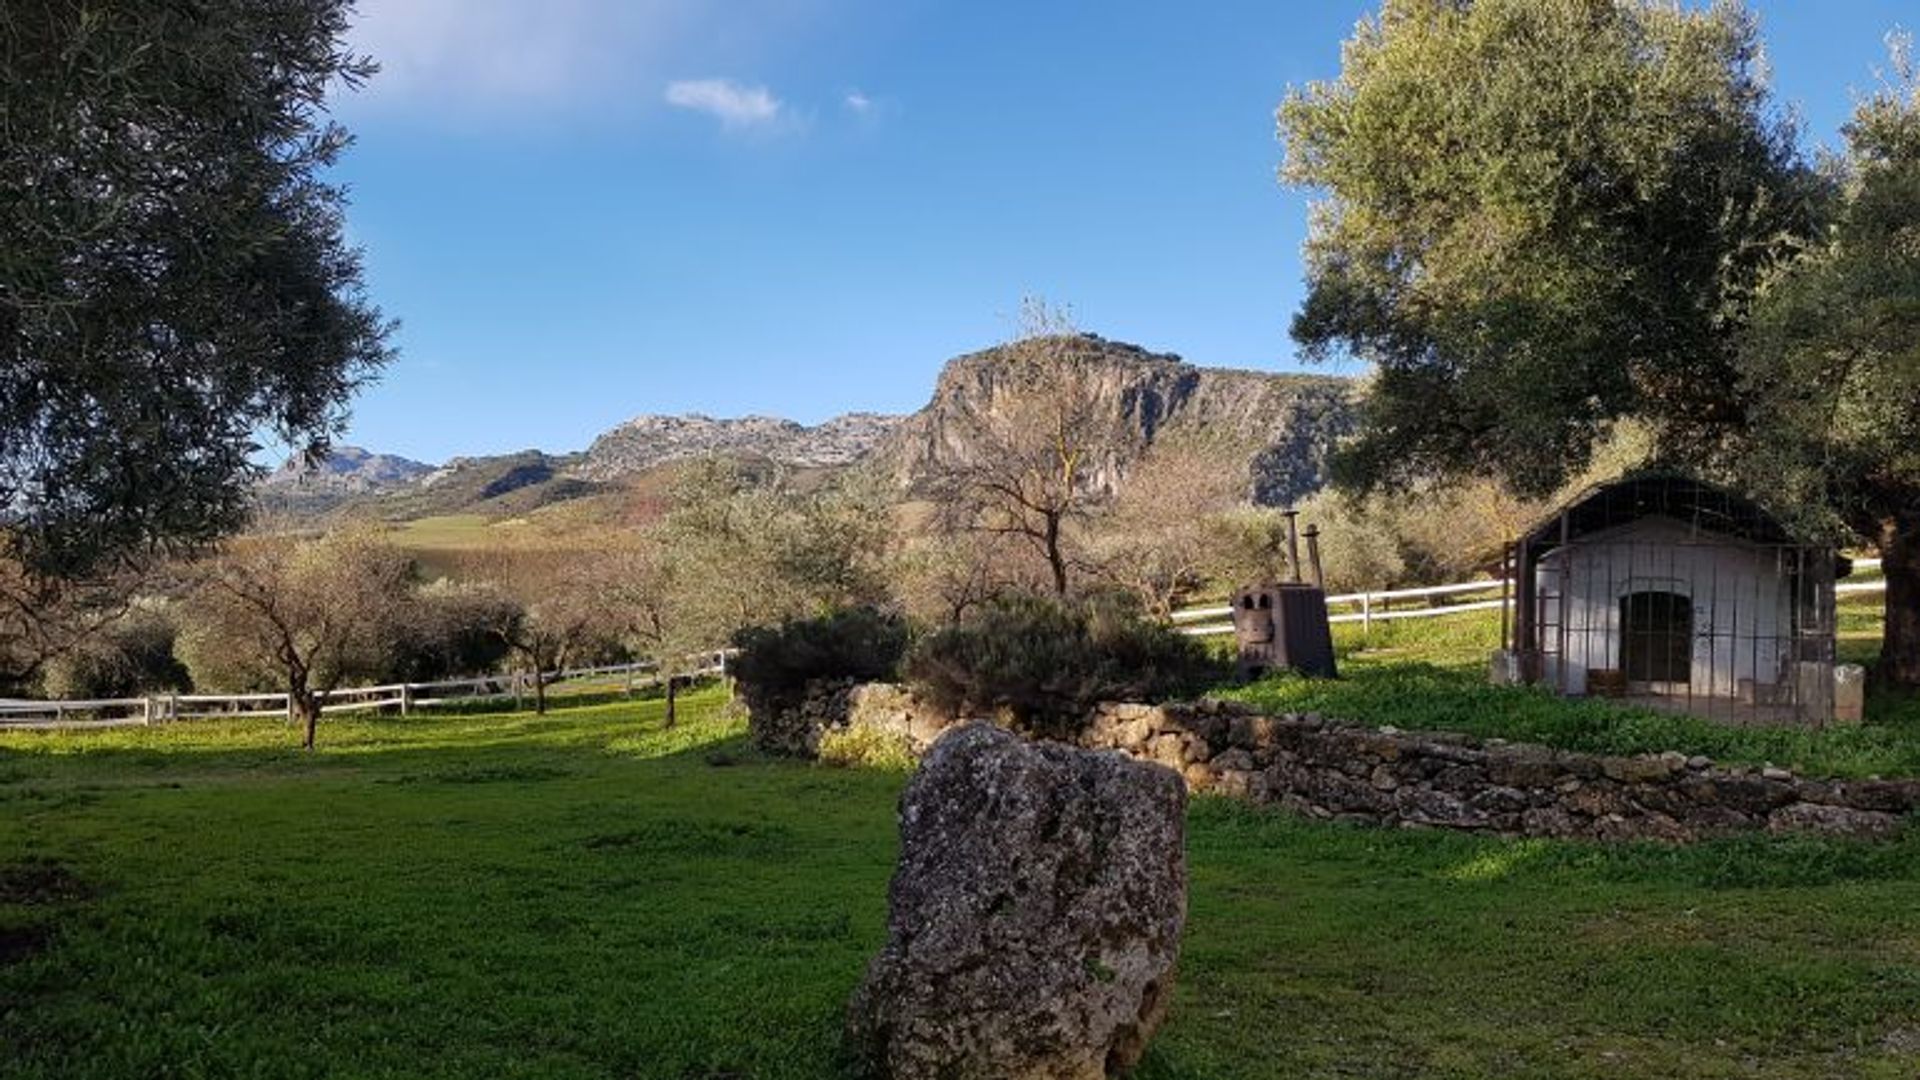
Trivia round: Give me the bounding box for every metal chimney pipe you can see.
[1304,522,1325,590]
[1283,507,1302,584]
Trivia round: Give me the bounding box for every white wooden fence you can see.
[0,652,732,732]
[1172,558,1887,639]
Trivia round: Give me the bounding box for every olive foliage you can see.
[1,1,391,581]
[1280,0,1810,498]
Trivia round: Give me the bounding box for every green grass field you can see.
[5,689,1920,1078]
[1220,594,1920,778]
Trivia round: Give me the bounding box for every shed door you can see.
[1621,591,1691,684]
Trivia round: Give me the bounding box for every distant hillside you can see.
[574,412,905,481]
[262,336,1356,525]
[867,335,1357,506]
[264,445,432,491]
[258,448,605,523]
[369,450,604,520]
[258,446,435,515]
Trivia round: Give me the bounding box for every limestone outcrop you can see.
[846,723,1187,1079]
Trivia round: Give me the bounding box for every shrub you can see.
[816,723,918,771]
[41,604,192,699]
[394,580,519,682]
[730,607,911,720]
[903,593,1220,740]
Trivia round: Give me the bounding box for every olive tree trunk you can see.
[291,685,321,751]
[1879,521,1920,688]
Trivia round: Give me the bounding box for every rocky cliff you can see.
[868,335,1357,505]
[573,412,905,481]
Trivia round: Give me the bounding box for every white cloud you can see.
[347,0,687,110]
[344,0,832,121]
[665,78,786,129]
[843,90,873,113]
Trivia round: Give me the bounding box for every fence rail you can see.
[1173,558,1888,639]
[0,651,731,732]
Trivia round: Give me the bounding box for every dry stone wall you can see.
[770,683,1919,842]
[1079,701,1916,842]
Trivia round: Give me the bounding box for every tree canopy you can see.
[1280,1,1920,684]
[1,0,391,580]
[1280,0,1812,498]
[1733,42,1920,681]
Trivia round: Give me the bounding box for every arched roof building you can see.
[1507,474,1846,726]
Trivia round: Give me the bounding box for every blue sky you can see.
[327,1,1915,464]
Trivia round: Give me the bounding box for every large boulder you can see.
[846,723,1187,1079]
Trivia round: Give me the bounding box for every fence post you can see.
[624,664,635,699]
[400,684,412,717]
[1361,593,1373,639]
[167,693,178,722]
[143,696,155,726]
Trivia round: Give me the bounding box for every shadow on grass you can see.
[1217,660,1920,779]
[1191,794,1920,891]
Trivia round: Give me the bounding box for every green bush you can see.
[903,593,1220,740]
[41,605,192,699]
[392,580,519,682]
[730,608,911,718]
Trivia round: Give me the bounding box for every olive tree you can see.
[181,530,415,749]
[1735,46,1920,683]
[601,537,708,726]
[654,458,895,639]
[38,602,190,699]
[1281,0,1810,494]
[1281,1,1920,686]
[2,2,391,579]
[1089,433,1251,618]
[0,557,138,695]
[1,1,390,685]
[464,547,623,716]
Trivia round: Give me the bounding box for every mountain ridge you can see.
[265,336,1358,521]
[573,411,906,480]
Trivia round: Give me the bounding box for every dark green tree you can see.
[1281,0,1920,687]
[1,0,392,584]
[1278,0,1811,497]
[1735,45,1920,683]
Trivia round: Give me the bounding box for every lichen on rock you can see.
[846,723,1187,1079]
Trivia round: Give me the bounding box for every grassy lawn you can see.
[5,691,1920,1078]
[1218,594,1920,778]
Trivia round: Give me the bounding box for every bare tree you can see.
[928,303,1131,596]
[600,535,704,727]
[181,529,414,749]
[1090,433,1251,618]
[890,527,1042,625]
[464,547,621,716]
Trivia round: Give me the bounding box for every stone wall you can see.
[746,679,951,759]
[1079,701,1917,842]
[766,683,1919,842]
